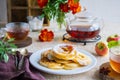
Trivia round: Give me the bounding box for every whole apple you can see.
[107,34,120,42]
[95,41,109,56]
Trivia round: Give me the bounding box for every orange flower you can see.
[68,0,81,14]
[39,29,54,42]
[71,5,81,14]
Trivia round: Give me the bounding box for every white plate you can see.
[29,48,97,75]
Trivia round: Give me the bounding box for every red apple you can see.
[107,34,120,42]
[95,41,109,56]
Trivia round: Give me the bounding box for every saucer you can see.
[0,36,32,48]
[14,37,32,48]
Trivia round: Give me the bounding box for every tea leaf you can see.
[0,41,3,45]
[9,43,17,48]
[3,54,9,63]
[0,55,3,61]
[0,37,17,62]
[7,38,15,43]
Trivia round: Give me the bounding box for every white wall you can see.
[80,0,120,23]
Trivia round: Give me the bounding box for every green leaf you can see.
[0,41,3,45]
[0,36,17,62]
[3,54,9,63]
[0,41,4,47]
[0,48,4,53]
[9,43,17,48]
[74,0,79,2]
[0,55,3,61]
[7,38,15,43]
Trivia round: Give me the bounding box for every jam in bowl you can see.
[66,10,103,40]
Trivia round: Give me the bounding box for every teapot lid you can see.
[75,8,96,21]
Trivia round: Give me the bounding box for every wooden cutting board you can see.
[99,62,120,80]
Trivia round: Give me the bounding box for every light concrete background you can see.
[80,0,120,23]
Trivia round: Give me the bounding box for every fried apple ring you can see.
[44,50,74,64]
[52,44,77,60]
[39,49,63,69]
[53,56,74,64]
[39,57,63,69]
[63,62,81,70]
[73,52,91,66]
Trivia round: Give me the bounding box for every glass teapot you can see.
[66,9,103,40]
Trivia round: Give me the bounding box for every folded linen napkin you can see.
[0,51,46,80]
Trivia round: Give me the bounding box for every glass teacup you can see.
[110,46,120,73]
[5,22,30,41]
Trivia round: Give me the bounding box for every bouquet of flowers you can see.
[37,0,81,27]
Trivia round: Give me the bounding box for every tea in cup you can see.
[110,46,120,73]
[5,22,30,41]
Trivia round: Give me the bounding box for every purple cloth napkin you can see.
[0,52,46,80]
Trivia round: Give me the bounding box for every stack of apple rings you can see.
[52,44,77,60]
[39,44,91,70]
[39,50,64,69]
